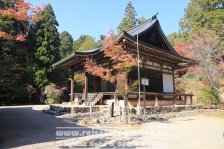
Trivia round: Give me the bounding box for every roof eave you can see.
[52,48,102,68]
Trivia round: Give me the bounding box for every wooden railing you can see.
[100,92,194,106]
[72,92,194,106]
[174,94,194,105]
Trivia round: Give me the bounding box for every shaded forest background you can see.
[0,0,223,104]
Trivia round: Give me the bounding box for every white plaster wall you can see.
[163,74,174,93]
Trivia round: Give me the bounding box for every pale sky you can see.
[27,0,190,40]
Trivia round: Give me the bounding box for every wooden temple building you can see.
[53,17,194,107]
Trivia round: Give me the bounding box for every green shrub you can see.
[198,87,220,105]
[44,83,63,104]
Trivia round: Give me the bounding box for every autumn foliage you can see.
[174,44,189,57]
[174,29,224,99]
[84,29,137,84]
[0,32,13,40]
[0,0,44,41]
[84,29,137,123]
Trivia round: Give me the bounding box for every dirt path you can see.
[0,105,224,149]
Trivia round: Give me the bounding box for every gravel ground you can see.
[53,114,224,149]
[0,105,224,149]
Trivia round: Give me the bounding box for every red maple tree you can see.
[174,30,224,97]
[84,29,137,123]
[0,0,44,41]
[85,29,136,83]
[174,43,189,57]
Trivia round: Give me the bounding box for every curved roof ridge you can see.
[76,47,102,53]
[127,18,157,36]
[126,18,151,32]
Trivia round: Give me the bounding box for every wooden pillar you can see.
[155,95,158,106]
[143,59,146,116]
[160,64,164,106]
[172,67,176,93]
[173,95,176,105]
[190,96,193,105]
[143,58,146,78]
[84,72,88,105]
[90,102,92,118]
[70,70,74,103]
[160,63,163,92]
[184,95,187,105]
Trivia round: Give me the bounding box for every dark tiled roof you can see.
[53,18,192,68]
[52,48,101,67]
[127,19,157,36]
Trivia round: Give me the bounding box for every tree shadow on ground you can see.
[56,134,143,148]
[0,106,104,148]
[147,118,171,123]
[175,118,195,121]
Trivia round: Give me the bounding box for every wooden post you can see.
[84,72,88,105]
[119,106,122,123]
[160,63,164,92]
[70,70,74,104]
[190,96,193,105]
[143,85,146,121]
[155,95,158,106]
[172,67,176,93]
[184,95,187,105]
[173,95,176,105]
[90,102,92,118]
[109,102,114,117]
[143,58,146,119]
[114,90,118,106]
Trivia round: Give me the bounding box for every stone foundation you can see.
[49,104,221,116]
[50,104,109,114]
[130,105,204,115]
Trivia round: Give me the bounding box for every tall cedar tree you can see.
[35,4,60,88]
[59,31,73,58]
[117,1,137,32]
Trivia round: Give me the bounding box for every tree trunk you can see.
[203,65,220,93]
[29,95,32,103]
[123,94,129,124]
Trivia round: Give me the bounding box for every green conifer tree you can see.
[35,4,60,88]
[59,31,73,58]
[117,0,137,32]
